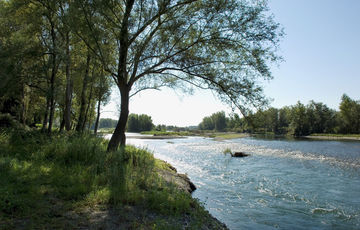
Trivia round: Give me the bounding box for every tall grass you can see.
[0,129,196,224]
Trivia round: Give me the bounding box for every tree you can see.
[289,101,310,136]
[227,113,243,131]
[278,107,290,134]
[0,0,51,127]
[307,100,337,134]
[198,111,227,131]
[339,94,360,134]
[0,0,114,133]
[212,111,227,132]
[199,116,214,131]
[76,51,91,132]
[76,0,282,151]
[127,114,154,132]
[98,118,117,129]
[263,108,279,133]
[93,69,112,134]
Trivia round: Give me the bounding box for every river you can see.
[122,134,360,229]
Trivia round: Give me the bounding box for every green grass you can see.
[0,129,220,229]
[310,133,360,138]
[96,127,115,134]
[213,133,249,139]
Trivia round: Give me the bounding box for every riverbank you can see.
[304,134,360,141]
[133,131,250,141]
[127,135,187,140]
[0,130,227,229]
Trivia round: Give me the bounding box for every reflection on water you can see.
[111,134,360,230]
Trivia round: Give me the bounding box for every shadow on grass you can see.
[0,130,213,230]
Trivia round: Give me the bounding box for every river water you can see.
[123,134,360,229]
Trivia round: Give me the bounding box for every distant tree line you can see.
[92,118,117,129]
[127,114,154,132]
[198,111,227,132]
[199,94,360,135]
[154,124,196,132]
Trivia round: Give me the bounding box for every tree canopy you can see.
[216,95,360,136]
[0,0,283,151]
[74,0,282,150]
[0,0,113,134]
[127,113,154,132]
[199,111,227,132]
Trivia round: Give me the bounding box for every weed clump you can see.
[223,148,232,155]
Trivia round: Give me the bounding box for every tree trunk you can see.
[76,52,91,132]
[20,83,26,125]
[87,102,95,131]
[42,95,50,132]
[59,115,65,132]
[107,85,130,151]
[47,20,57,134]
[107,0,134,151]
[64,31,73,131]
[47,64,56,134]
[82,74,94,131]
[94,98,101,135]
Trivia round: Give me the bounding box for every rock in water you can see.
[232,152,249,157]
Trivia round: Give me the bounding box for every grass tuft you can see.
[223,148,232,155]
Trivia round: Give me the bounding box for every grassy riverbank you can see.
[0,129,227,229]
[140,130,249,140]
[140,131,194,136]
[210,133,249,140]
[306,133,360,141]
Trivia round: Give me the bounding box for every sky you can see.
[102,0,360,127]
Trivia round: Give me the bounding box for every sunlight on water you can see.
[119,134,360,229]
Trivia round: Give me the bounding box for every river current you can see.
[122,134,360,229]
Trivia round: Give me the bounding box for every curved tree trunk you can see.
[107,0,134,151]
[107,85,130,151]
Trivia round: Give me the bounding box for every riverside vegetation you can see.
[197,95,360,137]
[0,128,227,229]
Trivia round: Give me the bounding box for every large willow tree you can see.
[75,0,282,151]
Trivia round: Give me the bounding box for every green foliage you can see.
[288,102,310,136]
[244,101,339,136]
[0,130,206,228]
[201,95,360,136]
[0,113,18,128]
[338,94,360,134]
[97,118,118,129]
[127,114,154,132]
[310,133,360,138]
[140,131,193,136]
[0,1,113,133]
[199,111,227,132]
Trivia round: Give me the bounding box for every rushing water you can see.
[122,134,360,230]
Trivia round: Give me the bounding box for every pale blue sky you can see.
[102,0,360,126]
[266,0,360,109]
